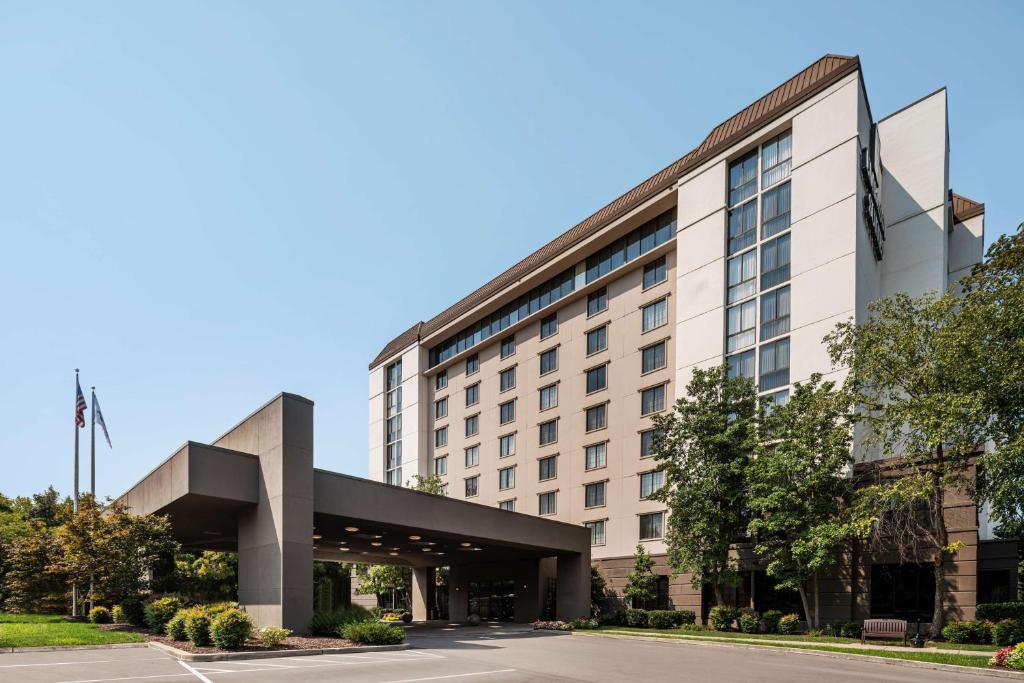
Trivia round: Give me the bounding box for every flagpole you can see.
[72,369,80,618]
[90,387,96,497]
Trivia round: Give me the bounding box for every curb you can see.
[576,632,1023,679]
[147,640,412,662]
[3,643,148,654]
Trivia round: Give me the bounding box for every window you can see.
[761,233,791,290]
[434,426,448,447]
[465,476,479,498]
[539,491,557,516]
[539,419,558,446]
[639,511,664,540]
[640,470,665,499]
[727,250,757,303]
[434,456,447,476]
[434,396,447,419]
[759,338,790,392]
[585,481,606,508]
[728,200,758,255]
[539,383,558,411]
[762,389,790,414]
[500,335,516,359]
[641,341,666,373]
[435,370,447,390]
[384,360,403,486]
[584,209,675,285]
[587,288,608,316]
[466,354,479,375]
[761,181,791,239]
[585,404,607,432]
[585,520,606,546]
[539,455,557,481]
[465,414,479,437]
[499,433,516,458]
[870,563,935,621]
[499,466,515,491]
[760,286,790,341]
[727,349,755,380]
[586,326,607,355]
[585,442,606,470]
[500,366,516,392]
[641,384,666,416]
[642,299,667,332]
[729,149,757,206]
[464,445,479,468]
[727,300,756,352]
[499,400,515,425]
[465,383,479,407]
[586,365,607,393]
[640,429,659,458]
[540,313,558,339]
[761,131,792,189]
[499,499,515,512]
[643,256,668,289]
[540,348,558,375]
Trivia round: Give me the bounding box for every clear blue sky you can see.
[1,1,1021,499]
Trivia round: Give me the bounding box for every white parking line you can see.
[177,660,213,683]
[377,671,517,683]
[0,658,168,669]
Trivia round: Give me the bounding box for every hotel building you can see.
[368,54,1016,621]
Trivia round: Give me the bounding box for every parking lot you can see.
[0,625,992,682]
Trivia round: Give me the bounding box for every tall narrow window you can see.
[465,383,479,407]
[539,491,557,515]
[539,455,557,481]
[642,341,666,373]
[585,482,606,508]
[585,520,606,546]
[499,400,515,425]
[587,288,608,316]
[540,313,558,339]
[587,326,607,355]
[539,384,558,411]
[540,348,558,375]
[640,429,660,458]
[499,433,516,458]
[500,335,516,359]
[761,234,791,290]
[761,182,791,239]
[643,256,667,289]
[465,476,479,498]
[728,200,758,255]
[464,414,478,438]
[500,366,516,392]
[539,419,558,446]
[464,445,479,468]
[434,425,447,447]
[466,354,479,375]
[499,466,515,491]
[384,360,403,485]
[727,350,755,381]
[640,470,665,499]
[434,396,447,419]
[435,369,447,390]
[760,286,791,341]
[726,300,756,352]
[433,455,447,476]
[642,299,667,332]
[585,404,607,432]
[759,338,791,392]
[729,150,758,206]
[761,131,792,189]
[727,250,757,303]
[641,384,666,416]
[586,365,607,393]
[585,442,607,470]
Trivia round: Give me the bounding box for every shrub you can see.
[737,609,760,634]
[943,620,992,644]
[1007,643,1024,671]
[679,623,712,632]
[839,621,862,639]
[309,605,373,636]
[708,606,739,631]
[624,608,648,628]
[532,620,573,631]
[257,626,292,648]
[341,621,405,645]
[992,619,1024,647]
[676,610,696,625]
[647,610,678,629]
[183,607,212,646]
[120,599,147,627]
[111,605,125,624]
[778,613,800,635]
[762,610,783,634]
[570,616,598,630]
[210,609,253,649]
[204,601,239,616]
[977,602,1024,623]
[144,597,182,634]
[89,606,112,624]
[166,613,188,641]
[991,646,1013,669]
[598,611,624,627]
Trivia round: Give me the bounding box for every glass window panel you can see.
[586,520,605,546]
[729,150,758,206]
[761,181,791,238]
[465,414,478,437]
[640,429,660,457]
[435,426,447,447]
[727,349,755,380]
[499,433,516,457]
[728,199,758,255]
[500,367,516,392]
[585,482,606,508]
[465,476,478,497]
[639,512,664,540]
[499,499,515,512]
[465,383,479,406]
[499,400,515,425]
[761,131,793,189]
[641,385,666,415]
[499,466,515,491]
[539,384,558,411]
[759,337,791,392]
[586,365,607,393]
[587,326,607,355]
[585,443,607,470]
[435,397,447,419]
[466,354,479,375]
[642,341,666,373]
[642,299,667,332]
[465,445,479,468]
[726,300,757,352]
[760,285,791,341]
[433,456,447,476]
[761,233,791,290]
[539,420,558,446]
[435,370,447,390]
[539,455,557,481]
[588,288,608,316]
[541,314,558,339]
[643,256,667,289]
[640,470,665,499]
[540,348,558,375]
[727,249,757,303]
[500,335,515,359]
[539,491,557,515]
[586,404,607,431]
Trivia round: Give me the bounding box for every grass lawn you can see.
[0,613,144,648]
[594,628,995,669]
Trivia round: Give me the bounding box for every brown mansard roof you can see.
[371,53,861,369]
[951,192,985,223]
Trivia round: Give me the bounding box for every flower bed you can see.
[532,620,573,631]
[101,624,360,653]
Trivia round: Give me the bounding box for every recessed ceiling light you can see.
[460,542,471,547]
[373,534,384,539]
[339,548,350,552]
[389,552,399,556]
[391,547,401,551]
[435,552,445,556]
[360,551,369,555]
[409,535,422,541]
[371,542,383,547]
[345,526,359,533]
[339,541,347,545]
[426,541,437,546]
[472,547,482,551]
[422,548,431,552]
[312,534,322,540]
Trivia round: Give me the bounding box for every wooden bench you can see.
[861,618,908,645]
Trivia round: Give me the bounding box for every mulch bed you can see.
[98,624,357,653]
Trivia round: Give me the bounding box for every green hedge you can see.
[144,597,182,634]
[778,613,800,635]
[89,606,112,624]
[166,613,188,641]
[183,607,212,646]
[762,610,783,634]
[708,606,739,631]
[210,609,253,649]
[942,620,993,644]
[977,603,1024,623]
[309,605,374,636]
[624,608,648,628]
[341,621,405,645]
[992,619,1024,647]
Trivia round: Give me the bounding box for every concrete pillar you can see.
[218,394,315,633]
[556,553,591,621]
[412,566,436,621]
[448,566,468,622]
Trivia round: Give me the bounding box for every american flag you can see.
[75,377,87,428]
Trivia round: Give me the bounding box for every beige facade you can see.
[369,54,1008,622]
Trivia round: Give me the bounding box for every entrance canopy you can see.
[116,393,590,631]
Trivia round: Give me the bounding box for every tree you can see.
[649,364,757,604]
[2,521,66,612]
[0,495,32,607]
[354,564,409,610]
[590,565,607,616]
[622,545,657,609]
[826,292,990,637]
[746,375,859,628]
[175,551,237,602]
[408,474,444,495]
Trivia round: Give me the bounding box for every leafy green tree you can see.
[2,521,66,612]
[622,545,657,609]
[408,474,444,495]
[175,551,237,602]
[826,292,990,637]
[0,495,32,606]
[354,564,410,610]
[746,375,860,628]
[649,364,757,604]
[590,565,607,615]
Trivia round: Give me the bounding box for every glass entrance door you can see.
[468,579,515,621]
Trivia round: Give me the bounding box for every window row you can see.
[585,511,664,546]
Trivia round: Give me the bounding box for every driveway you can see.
[0,624,989,682]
